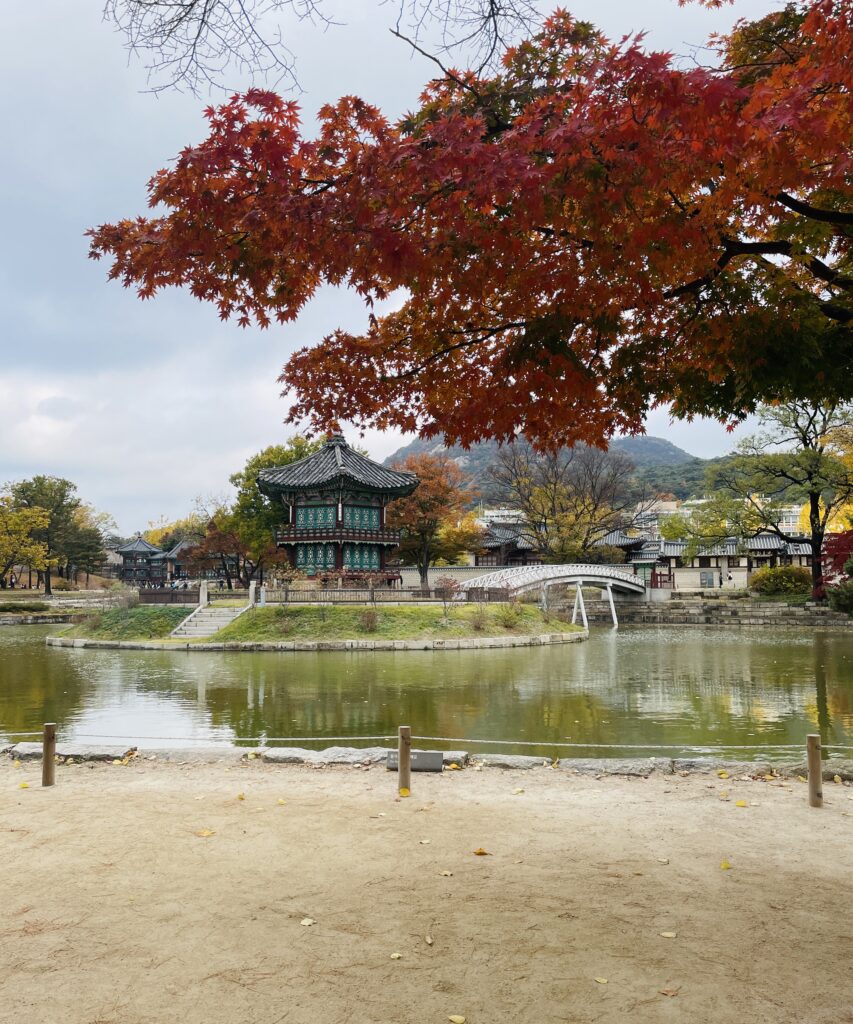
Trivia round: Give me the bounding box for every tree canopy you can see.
[386,453,482,584]
[90,2,853,450]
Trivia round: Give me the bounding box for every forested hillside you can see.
[385,436,722,502]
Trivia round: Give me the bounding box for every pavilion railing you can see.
[262,587,511,604]
[138,589,200,605]
[273,526,402,545]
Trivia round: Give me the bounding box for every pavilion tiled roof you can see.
[257,435,419,499]
[115,536,161,556]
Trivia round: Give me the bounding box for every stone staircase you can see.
[170,604,248,640]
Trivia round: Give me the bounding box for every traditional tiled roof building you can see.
[115,536,188,583]
[257,435,419,575]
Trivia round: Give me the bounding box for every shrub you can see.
[470,605,489,631]
[749,565,812,595]
[827,580,853,616]
[51,578,73,592]
[494,601,523,628]
[358,608,379,632]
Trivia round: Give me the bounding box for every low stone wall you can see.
[582,596,852,628]
[0,614,80,626]
[45,629,588,653]
[4,741,851,779]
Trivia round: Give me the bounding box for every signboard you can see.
[386,750,444,773]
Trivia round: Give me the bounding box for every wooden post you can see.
[42,723,56,787]
[807,734,823,808]
[398,725,411,798]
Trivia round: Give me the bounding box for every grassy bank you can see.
[205,604,578,643]
[0,601,50,613]
[65,606,191,640]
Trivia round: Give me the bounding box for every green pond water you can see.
[1,625,852,760]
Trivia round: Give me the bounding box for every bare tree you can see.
[492,442,652,562]
[103,0,539,93]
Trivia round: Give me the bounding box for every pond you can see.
[1,625,852,760]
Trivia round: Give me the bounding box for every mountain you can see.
[608,436,696,468]
[384,435,713,502]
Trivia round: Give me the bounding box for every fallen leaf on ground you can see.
[448,1016,466,1023]
[420,839,431,845]
[717,770,729,779]
[473,848,491,856]
[513,788,525,795]
[594,977,608,985]
[13,760,20,768]
[719,791,730,800]
[447,763,460,771]
[112,759,122,765]
[390,952,402,960]
[247,752,257,760]
[720,859,732,871]
[440,870,453,877]
[735,800,748,808]
[18,782,29,789]
[657,858,669,865]
[399,787,410,797]
[425,935,433,946]
[300,918,315,927]
[277,798,286,805]
[797,775,807,783]
[659,931,677,939]
[194,829,215,838]
[659,987,680,997]
[237,793,245,801]
[833,775,842,784]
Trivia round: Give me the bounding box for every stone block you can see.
[476,753,550,770]
[262,747,324,764]
[558,757,672,777]
[10,742,137,762]
[672,758,772,776]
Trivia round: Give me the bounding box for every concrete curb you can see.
[44,630,588,652]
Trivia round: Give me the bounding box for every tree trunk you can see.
[808,491,824,599]
[419,536,430,588]
[44,566,52,597]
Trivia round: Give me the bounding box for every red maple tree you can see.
[89,1,853,449]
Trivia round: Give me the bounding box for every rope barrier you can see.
[4,731,852,752]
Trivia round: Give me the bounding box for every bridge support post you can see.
[571,583,588,630]
[539,582,548,613]
[605,584,618,628]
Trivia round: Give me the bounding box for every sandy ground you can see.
[1,758,852,1024]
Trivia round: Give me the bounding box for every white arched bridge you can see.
[460,564,646,628]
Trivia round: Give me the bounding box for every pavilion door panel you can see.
[295,505,336,528]
[343,506,380,530]
[295,543,337,571]
[343,543,381,570]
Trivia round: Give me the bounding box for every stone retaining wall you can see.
[45,629,587,652]
[583,597,852,628]
[0,614,79,626]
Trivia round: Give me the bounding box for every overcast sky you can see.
[0,0,775,533]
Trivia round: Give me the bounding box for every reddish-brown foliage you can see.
[89,2,853,449]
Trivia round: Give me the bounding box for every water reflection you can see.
[1,625,852,759]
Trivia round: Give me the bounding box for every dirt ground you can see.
[2,757,852,1024]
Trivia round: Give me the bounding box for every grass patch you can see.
[204,604,581,643]
[0,601,50,613]
[65,606,191,640]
